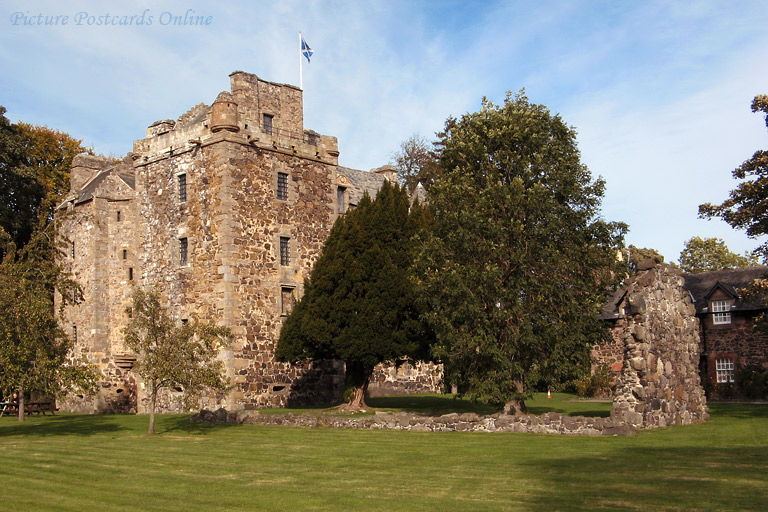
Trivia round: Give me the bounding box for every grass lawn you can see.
[0,394,765,511]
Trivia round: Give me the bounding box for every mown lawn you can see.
[0,394,765,511]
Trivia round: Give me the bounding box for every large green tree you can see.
[276,181,433,409]
[415,91,626,414]
[678,236,757,273]
[0,106,86,248]
[0,226,96,421]
[699,95,768,257]
[123,287,232,434]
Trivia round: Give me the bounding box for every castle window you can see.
[277,172,288,200]
[122,249,128,260]
[179,237,188,267]
[337,186,347,214]
[71,241,75,259]
[117,210,122,222]
[128,267,134,281]
[716,357,735,383]
[263,114,273,135]
[178,173,187,203]
[279,237,290,266]
[72,325,77,343]
[281,287,296,316]
[712,300,731,325]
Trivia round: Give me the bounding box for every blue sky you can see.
[2,0,767,262]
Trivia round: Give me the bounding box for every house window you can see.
[712,300,731,325]
[263,114,273,135]
[337,186,346,214]
[179,237,188,266]
[277,172,288,200]
[281,287,296,316]
[178,173,187,203]
[716,358,735,383]
[279,237,290,266]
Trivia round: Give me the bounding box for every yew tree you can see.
[415,91,626,414]
[699,95,768,257]
[123,288,232,434]
[276,181,433,409]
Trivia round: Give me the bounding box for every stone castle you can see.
[57,71,440,413]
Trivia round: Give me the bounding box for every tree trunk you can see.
[17,386,24,423]
[503,380,527,416]
[342,365,372,410]
[503,397,527,416]
[148,390,156,435]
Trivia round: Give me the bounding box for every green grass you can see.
[0,396,765,511]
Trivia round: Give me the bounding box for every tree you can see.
[390,134,441,193]
[699,94,768,258]
[678,236,758,273]
[123,288,232,434]
[0,225,97,421]
[414,91,626,414]
[0,107,87,248]
[276,181,433,409]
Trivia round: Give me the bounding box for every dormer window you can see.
[711,299,731,325]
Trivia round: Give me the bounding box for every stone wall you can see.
[368,359,443,397]
[609,263,709,428]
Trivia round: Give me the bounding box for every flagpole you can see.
[299,31,303,90]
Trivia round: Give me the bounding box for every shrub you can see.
[736,364,768,400]
[573,365,613,398]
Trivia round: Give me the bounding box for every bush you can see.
[573,365,613,398]
[736,364,768,399]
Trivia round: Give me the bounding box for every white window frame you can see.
[715,358,735,383]
[711,299,731,325]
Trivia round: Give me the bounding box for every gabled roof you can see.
[75,169,135,205]
[683,266,768,314]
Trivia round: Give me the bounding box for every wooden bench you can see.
[0,401,56,417]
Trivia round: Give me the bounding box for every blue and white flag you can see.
[301,36,313,63]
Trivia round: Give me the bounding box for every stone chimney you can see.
[372,165,397,182]
[69,154,113,192]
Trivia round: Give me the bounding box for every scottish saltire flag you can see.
[301,36,313,63]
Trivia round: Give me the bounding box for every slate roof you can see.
[336,166,387,206]
[683,266,768,314]
[598,287,628,321]
[75,169,135,205]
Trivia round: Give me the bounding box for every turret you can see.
[210,91,239,133]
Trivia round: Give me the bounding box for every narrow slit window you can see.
[277,172,288,200]
[279,237,290,266]
[72,325,77,343]
[178,173,187,203]
[128,267,134,281]
[122,249,128,260]
[116,210,122,222]
[337,186,346,214]
[179,237,188,267]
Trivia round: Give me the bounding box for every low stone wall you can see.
[191,408,635,436]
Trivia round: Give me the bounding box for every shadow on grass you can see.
[708,402,768,419]
[159,415,242,436]
[367,394,500,416]
[526,405,611,418]
[0,414,129,437]
[522,444,768,511]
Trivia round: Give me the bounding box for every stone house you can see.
[683,267,768,386]
[56,71,439,414]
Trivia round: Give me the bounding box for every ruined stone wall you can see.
[368,359,444,397]
[610,263,709,428]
